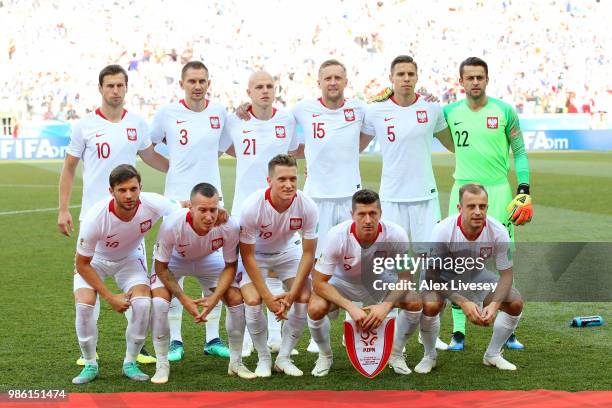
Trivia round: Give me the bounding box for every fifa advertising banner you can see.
[0,136,70,160]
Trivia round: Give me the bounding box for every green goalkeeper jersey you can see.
[443,97,529,185]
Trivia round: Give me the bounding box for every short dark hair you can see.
[190,182,218,200]
[459,183,488,202]
[109,164,140,188]
[268,154,297,175]
[352,189,381,210]
[318,59,346,76]
[99,64,128,87]
[390,55,418,73]
[181,61,209,79]
[459,57,488,78]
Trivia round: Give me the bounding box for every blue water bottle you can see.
[570,316,604,327]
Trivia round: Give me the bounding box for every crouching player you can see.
[151,183,254,383]
[307,189,430,377]
[421,183,523,371]
[72,164,182,384]
[239,154,318,377]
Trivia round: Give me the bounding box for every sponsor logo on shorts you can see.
[140,219,152,233]
[126,128,138,141]
[344,108,355,122]
[289,218,303,230]
[487,117,499,129]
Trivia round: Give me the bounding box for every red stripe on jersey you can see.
[96,108,127,121]
[350,222,383,248]
[457,214,486,241]
[389,94,420,107]
[265,188,296,213]
[318,97,345,109]
[247,106,277,119]
[180,99,209,111]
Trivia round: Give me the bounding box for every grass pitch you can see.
[0,152,610,392]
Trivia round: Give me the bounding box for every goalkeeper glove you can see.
[507,184,533,225]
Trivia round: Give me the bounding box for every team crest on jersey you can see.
[480,246,493,259]
[416,110,428,123]
[212,238,224,251]
[289,218,303,230]
[126,128,138,141]
[344,108,355,122]
[210,116,220,129]
[140,219,152,233]
[487,117,499,129]
[275,125,286,138]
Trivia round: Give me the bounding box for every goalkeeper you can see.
[443,57,532,351]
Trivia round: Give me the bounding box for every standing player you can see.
[58,64,168,365]
[239,154,318,377]
[362,55,454,351]
[443,57,533,350]
[421,183,524,371]
[224,70,299,354]
[71,165,181,384]
[307,189,430,377]
[150,183,254,383]
[149,61,231,361]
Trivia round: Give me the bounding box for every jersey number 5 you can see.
[455,130,469,147]
[387,125,396,142]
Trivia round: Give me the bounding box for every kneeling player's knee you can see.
[398,300,422,312]
[224,288,244,307]
[243,295,262,307]
[422,301,443,316]
[506,299,523,315]
[308,301,328,320]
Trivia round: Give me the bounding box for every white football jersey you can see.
[65,109,152,219]
[363,96,447,202]
[150,100,229,201]
[77,192,181,261]
[316,219,409,284]
[239,188,318,253]
[155,209,239,264]
[223,108,298,219]
[429,215,512,273]
[292,98,366,198]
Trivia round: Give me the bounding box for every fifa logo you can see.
[210,116,220,129]
[416,110,428,123]
[360,328,378,352]
[275,125,286,138]
[126,128,138,141]
[344,108,355,122]
[487,117,499,129]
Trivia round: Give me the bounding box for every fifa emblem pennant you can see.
[344,316,395,378]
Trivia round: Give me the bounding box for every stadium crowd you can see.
[1,0,610,122]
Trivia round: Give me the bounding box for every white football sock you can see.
[124,296,151,364]
[226,303,246,364]
[94,295,101,321]
[151,297,170,363]
[420,313,440,359]
[266,278,283,341]
[245,303,271,362]
[391,309,422,357]
[168,277,184,343]
[485,311,521,357]
[308,315,332,357]
[278,303,307,360]
[75,303,97,365]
